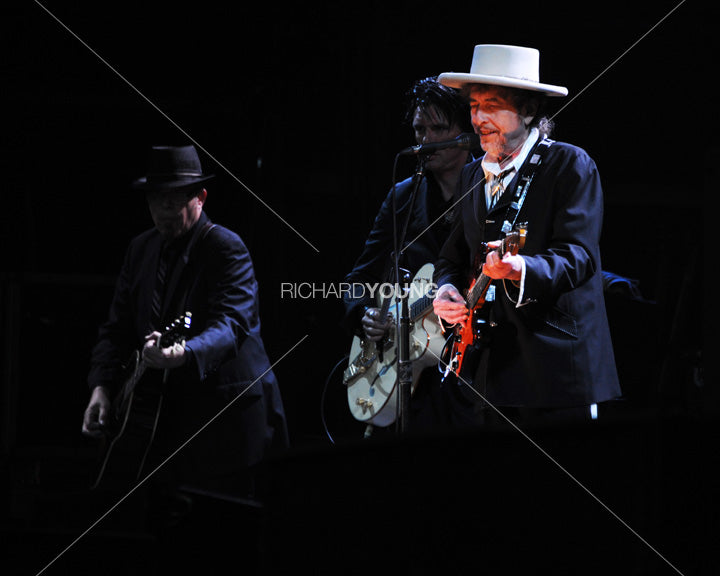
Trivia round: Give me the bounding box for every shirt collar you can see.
[482,127,540,178]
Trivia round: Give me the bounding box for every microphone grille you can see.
[458,133,480,149]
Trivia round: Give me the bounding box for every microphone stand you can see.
[391,154,426,435]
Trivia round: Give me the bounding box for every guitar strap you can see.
[471,137,554,277]
[499,137,554,235]
[161,220,217,324]
[384,172,425,283]
[445,139,556,384]
[470,137,554,302]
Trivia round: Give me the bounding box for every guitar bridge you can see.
[343,351,376,385]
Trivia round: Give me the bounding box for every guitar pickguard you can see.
[345,264,444,426]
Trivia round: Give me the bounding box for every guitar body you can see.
[92,354,165,491]
[92,313,191,491]
[345,264,444,426]
[445,282,494,379]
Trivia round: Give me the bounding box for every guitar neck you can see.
[467,236,513,309]
[376,264,438,322]
[467,275,492,309]
[409,294,434,320]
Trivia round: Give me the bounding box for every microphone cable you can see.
[320,354,350,445]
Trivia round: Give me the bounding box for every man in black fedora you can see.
[81,144,288,570]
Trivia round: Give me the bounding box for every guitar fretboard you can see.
[410,294,433,319]
[466,234,517,309]
[468,275,492,309]
[387,293,434,320]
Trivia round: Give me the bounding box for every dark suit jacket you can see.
[88,212,288,485]
[342,172,454,333]
[436,140,621,408]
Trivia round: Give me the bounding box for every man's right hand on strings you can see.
[432,284,469,325]
[82,385,111,438]
[361,307,393,342]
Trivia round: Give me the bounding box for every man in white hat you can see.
[433,45,621,425]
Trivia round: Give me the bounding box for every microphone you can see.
[399,133,480,156]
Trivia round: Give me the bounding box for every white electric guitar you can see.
[344,263,444,427]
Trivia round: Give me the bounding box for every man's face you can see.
[412,105,466,173]
[146,187,205,240]
[468,85,532,162]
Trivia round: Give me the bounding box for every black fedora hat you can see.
[132,145,214,192]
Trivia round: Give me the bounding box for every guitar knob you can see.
[356,398,373,409]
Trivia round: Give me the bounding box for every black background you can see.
[1,1,714,574]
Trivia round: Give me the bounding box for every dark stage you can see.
[2,1,713,575]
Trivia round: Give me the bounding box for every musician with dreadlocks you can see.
[341,76,482,434]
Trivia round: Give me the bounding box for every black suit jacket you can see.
[88,212,288,485]
[342,173,454,333]
[436,140,621,408]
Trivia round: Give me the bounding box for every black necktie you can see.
[488,168,515,210]
[151,247,169,328]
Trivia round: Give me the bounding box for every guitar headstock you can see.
[159,312,192,347]
[503,222,528,256]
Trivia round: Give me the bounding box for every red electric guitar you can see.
[442,223,527,378]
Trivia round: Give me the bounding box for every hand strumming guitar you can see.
[360,307,393,342]
[82,385,111,438]
[432,284,469,325]
[433,240,524,326]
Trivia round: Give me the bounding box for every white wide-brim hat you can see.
[439,44,568,97]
